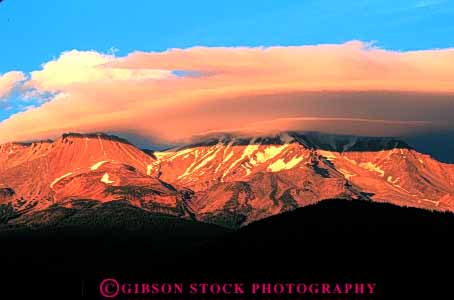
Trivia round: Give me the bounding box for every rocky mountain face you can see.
[1,132,453,228]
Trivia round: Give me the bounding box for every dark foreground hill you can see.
[0,199,453,299]
[187,199,454,298]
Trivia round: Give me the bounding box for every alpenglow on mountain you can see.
[1,132,453,228]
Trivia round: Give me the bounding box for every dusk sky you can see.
[1,0,454,161]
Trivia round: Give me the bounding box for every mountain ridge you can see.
[179,131,412,152]
[1,131,453,228]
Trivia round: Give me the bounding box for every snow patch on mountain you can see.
[50,172,73,188]
[222,139,235,159]
[339,168,356,180]
[154,151,171,160]
[168,148,193,160]
[318,150,337,161]
[255,144,289,164]
[343,156,357,165]
[360,162,385,177]
[101,173,114,184]
[387,176,399,185]
[222,151,234,163]
[242,164,252,176]
[222,144,259,179]
[191,146,222,173]
[177,148,216,179]
[178,159,199,179]
[90,160,109,171]
[421,198,440,206]
[267,155,304,172]
[97,135,107,157]
[147,164,153,176]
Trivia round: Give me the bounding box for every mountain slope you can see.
[1,131,454,228]
[148,132,454,226]
[0,133,186,216]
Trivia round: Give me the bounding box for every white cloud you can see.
[0,71,26,100]
[25,50,174,93]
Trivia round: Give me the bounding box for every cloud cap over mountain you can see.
[0,41,453,146]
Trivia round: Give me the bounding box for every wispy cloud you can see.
[0,71,26,101]
[415,0,445,8]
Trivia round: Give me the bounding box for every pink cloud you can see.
[0,41,453,144]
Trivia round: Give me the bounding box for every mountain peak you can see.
[60,132,132,145]
[1,129,453,229]
[294,132,412,152]
[180,131,412,152]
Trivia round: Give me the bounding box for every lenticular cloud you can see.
[0,41,454,144]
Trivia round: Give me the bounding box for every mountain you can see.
[149,131,454,226]
[1,131,454,228]
[0,133,187,217]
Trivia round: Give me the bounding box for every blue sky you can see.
[1,0,454,74]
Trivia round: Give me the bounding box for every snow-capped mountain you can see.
[1,132,453,228]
